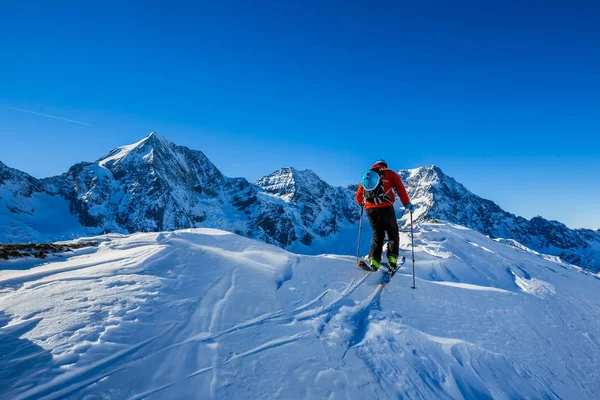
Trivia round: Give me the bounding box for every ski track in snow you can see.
[1,224,600,399]
[429,281,511,293]
[227,331,311,362]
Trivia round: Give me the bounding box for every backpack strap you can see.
[379,169,394,204]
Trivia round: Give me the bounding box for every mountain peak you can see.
[399,165,448,193]
[144,131,168,145]
[255,167,331,201]
[415,164,439,171]
[97,132,173,167]
[404,164,446,178]
[255,167,299,199]
[286,167,322,182]
[133,131,171,150]
[95,132,222,183]
[256,167,328,200]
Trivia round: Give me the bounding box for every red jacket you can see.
[355,163,410,209]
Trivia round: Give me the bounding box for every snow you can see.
[429,281,510,293]
[0,184,90,243]
[97,132,156,167]
[2,222,599,399]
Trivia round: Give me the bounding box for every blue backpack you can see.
[361,169,392,205]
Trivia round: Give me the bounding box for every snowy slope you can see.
[1,223,599,399]
[0,161,89,242]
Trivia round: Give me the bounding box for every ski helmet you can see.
[374,159,388,168]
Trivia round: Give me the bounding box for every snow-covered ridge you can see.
[1,223,599,398]
[97,132,158,167]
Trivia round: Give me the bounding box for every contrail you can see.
[0,104,92,126]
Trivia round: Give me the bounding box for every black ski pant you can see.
[366,206,399,262]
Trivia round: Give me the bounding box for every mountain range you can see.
[1,132,599,272]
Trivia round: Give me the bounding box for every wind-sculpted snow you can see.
[1,223,599,399]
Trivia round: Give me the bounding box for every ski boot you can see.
[369,259,380,271]
[357,258,379,272]
[387,255,398,274]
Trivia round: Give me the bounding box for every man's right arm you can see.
[390,171,410,206]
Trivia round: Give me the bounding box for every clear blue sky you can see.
[1,1,599,229]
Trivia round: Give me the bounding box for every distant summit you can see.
[256,167,327,202]
[256,166,358,242]
[399,165,600,272]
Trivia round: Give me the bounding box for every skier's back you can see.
[355,160,413,271]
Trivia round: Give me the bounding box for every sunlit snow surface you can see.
[1,223,599,399]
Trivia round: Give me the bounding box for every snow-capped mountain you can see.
[0,161,85,242]
[44,132,241,233]
[400,165,600,273]
[0,160,47,216]
[2,223,599,398]
[256,167,358,242]
[1,133,599,272]
[3,133,358,251]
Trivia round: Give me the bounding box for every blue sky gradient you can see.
[1,1,599,229]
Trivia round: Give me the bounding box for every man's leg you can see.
[367,208,385,264]
[383,206,400,261]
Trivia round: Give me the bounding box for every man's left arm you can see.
[355,183,365,206]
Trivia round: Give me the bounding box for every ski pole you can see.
[356,206,364,265]
[410,210,416,289]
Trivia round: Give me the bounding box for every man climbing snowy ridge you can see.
[355,159,413,272]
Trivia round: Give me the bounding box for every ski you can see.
[357,256,406,285]
[378,256,406,285]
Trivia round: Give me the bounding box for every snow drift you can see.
[1,221,599,399]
